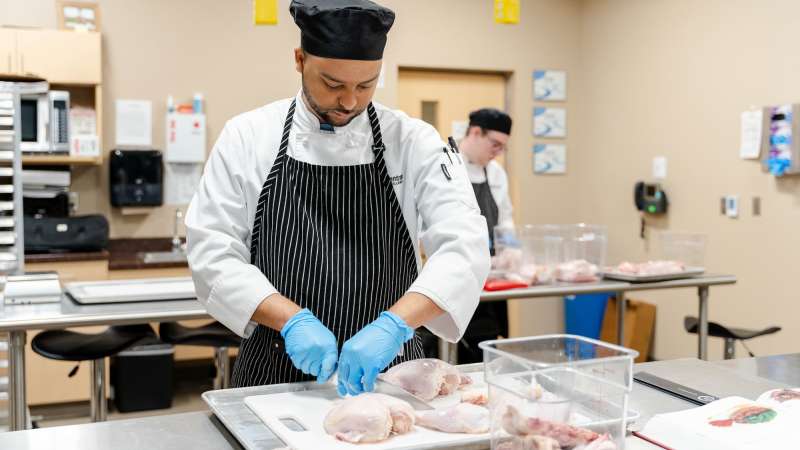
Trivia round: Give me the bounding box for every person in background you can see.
[457,108,514,363]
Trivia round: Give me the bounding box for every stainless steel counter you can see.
[0,273,736,431]
[0,411,243,450]
[3,353,795,450]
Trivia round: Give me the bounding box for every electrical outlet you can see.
[725,195,739,218]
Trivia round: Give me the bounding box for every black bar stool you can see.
[684,316,781,359]
[159,321,241,389]
[31,324,156,422]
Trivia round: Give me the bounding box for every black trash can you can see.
[110,336,174,412]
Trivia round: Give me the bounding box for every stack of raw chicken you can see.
[612,260,685,276]
[492,248,604,285]
[322,358,618,449]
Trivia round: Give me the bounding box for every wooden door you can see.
[398,69,527,338]
[16,29,101,84]
[397,69,508,166]
[0,28,18,75]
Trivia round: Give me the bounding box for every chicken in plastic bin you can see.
[487,358,619,450]
[492,226,555,286]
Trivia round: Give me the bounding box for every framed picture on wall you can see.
[533,107,567,138]
[57,1,101,32]
[533,70,567,101]
[533,144,566,174]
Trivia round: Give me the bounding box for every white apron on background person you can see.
[185,92,490,386]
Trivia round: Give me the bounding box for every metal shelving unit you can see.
[0,80,36,432]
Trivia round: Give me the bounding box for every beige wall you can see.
[6,0,795,359]
[2,0,583,338]
[577,0,800,360]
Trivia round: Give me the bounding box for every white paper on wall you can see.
[115,100,152,147]
[165,162,204,205]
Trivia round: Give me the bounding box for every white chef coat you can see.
[185,91,490,343]
[465,159,514,230]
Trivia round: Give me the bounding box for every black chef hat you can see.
[469,108,513,135]
[290,0,395,61]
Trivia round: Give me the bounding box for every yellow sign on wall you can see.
[254,0,278,25]
[494,0,520,24]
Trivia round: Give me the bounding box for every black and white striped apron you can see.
[231,100,425,387]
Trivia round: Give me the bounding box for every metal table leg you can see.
[89,358,107,422]
[698,286,709,360]
[214,347,230,390]
[616,292,626,346]
[438,337,457,365]
[8,330,27,431]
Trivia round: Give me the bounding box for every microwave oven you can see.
[20,90,70,153]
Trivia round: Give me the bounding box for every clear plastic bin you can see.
[493,224,564,284]
[558,224,607,283]
[492,225,523,277]
[517,225,563,285]
[657,231,707,267]
[480,335,638,450]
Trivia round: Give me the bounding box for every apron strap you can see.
[367,103,386,156]
[268,99,296,183]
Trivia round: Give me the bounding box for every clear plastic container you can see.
[558,224,607,283]
[516,225,563,285]
[657,231,707,267]
[480,335,638,450]
[492,225,523,277]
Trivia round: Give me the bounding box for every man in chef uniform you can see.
[185,0,489,396]
[457,108,514,363]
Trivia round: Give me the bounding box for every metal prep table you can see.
[0,274,735,431]
[0,296,208,431]
[440,274,737,364]
[1,353,795,450]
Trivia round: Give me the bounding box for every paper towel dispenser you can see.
[110,149,163,207]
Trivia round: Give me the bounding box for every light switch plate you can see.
[725,195,739,218]
[653,156,667,179]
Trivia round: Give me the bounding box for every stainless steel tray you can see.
[601,266,705,283]
[202,363,489,450]
[65,276,195,304]
[202,363,639,450]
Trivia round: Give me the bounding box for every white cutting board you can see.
[244,387,487,450]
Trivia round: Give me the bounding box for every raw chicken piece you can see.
[555,260,599,283]
[323,393,414,443]
[493,248,524,272]
[574,434,617,450]
[416,403,490,434]
[615,261,638,274]
[495,435,562,450]
[614,260,684,276]
[516,264,554,285]
[381,359,472,401]
[461,387,489,406]
[503,405,599,448]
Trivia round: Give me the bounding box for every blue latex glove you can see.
[337,311,414,396]
[280,308,338,383]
